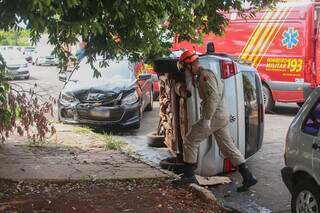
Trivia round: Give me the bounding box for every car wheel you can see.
[159,157,186,174]
[153,92,159,101]
[147,132,165,148]
[145,89,153,112]
[292,180,320,213]
[262,84,275,113]
[24,76,29,80]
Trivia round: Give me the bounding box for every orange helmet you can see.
[179,50,199,64]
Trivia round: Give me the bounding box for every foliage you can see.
[0,30,30,46]
[0,78,56,142]
[72,126,93,135]
[0,49,55,142]
[0,0,277,141]
[103,133,124,151]
[0,0,277,69]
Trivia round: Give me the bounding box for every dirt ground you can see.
[0,179,225,213]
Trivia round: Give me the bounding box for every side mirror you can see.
[138,73,151,81]
[59,73,67,82]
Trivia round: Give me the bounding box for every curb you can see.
[189,183,240,213]
[189,183,218,206]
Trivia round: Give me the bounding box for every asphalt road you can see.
[14,65,298,212]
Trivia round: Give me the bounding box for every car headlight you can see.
[121,91,139,105]
[60,92,78,105]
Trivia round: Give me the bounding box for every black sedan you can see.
[58,58,153,129]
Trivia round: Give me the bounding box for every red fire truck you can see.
[173,1,320,111]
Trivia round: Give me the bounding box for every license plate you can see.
[90,107,110,118]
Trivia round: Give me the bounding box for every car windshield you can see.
[69,59,135,82]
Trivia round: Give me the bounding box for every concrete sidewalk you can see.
[0,125,168,181]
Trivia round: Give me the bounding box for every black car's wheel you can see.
[263,84,275,113]
[147,132,165,148]
[145,88,153,112]
[292,180,320,213]
[159,157,186,174]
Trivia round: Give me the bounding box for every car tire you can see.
[147,132,165,148]
[159,157,186,174]
[145,89,153,112]
[291,180,320,213]
[262,85,275,113]
[153,92,159,101]
[24,76,29,80]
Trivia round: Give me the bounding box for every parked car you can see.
[58,57,153,129]
[282,87,320,212]
[22,47,36,63]
[154,51,264,176]
[1,49,30,80]
[133,62,159,100]
[34,51,59,66]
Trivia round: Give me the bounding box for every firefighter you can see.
[174,50,258,192]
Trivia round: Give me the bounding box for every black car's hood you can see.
[63,78,136,103]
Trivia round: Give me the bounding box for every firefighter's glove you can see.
[201,119,211,129]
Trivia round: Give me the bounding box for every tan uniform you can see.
[183,67,245,166]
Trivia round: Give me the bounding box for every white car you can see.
[282,87,320,212]
[154,53,264,176]
[22,47,36,63]
[34,52,59,66]
[1,50,30,80]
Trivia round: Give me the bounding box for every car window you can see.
[199,58,211,70]
[199,57,221,79]
[242,71,263,158]
[302,100,320,136]
[69,59,135,82]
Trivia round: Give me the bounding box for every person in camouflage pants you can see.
[173,50,257,192]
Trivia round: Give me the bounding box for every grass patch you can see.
[72,126,93,135]
[47,117,60,125]
[102,133,124,151]
[26,138,47,147]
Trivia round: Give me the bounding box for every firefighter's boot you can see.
[237,163,258,192]
[171,163,197,186]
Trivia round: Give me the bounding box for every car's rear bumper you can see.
[58,101,140,127]
[281,166,293,193]
[6,70,30,79]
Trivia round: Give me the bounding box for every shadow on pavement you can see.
[268,104,300,117]
[89,125,138,136]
